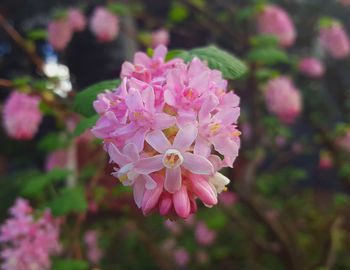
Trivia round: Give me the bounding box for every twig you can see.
[0,13,44,73]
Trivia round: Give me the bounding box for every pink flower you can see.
[68,8,86,32]
[48,19,73,51]
[174,248,190,267]
[195,221,216,246]
[337,129,350,152]
[264,77,302,124]
[339,0,350,6]
[218,191,238,206]
[92,45,241,218]
[0,198,61,270]
[151,29,170,47]
[319,22,350,59]
[84,230,103,264]
[45,149,69,171]
[319,151,333,170]
[90,7,119,42]
[298,58,325,78]
[257,4,296,47]
[2,91,42,140]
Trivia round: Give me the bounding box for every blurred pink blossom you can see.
[319,151,333,169]
[164,220,182,235]
[90,7,119,42]
[151,29,170,47]
[319,22,350,59]
[45,149,69,171]
[48,19,73,51]
[337,129,350,152]
[257,4,296,47]
[298,58,325,78]
[339,0,350,6]
[68,8,86,32]
[84,230,103,264]
[174,248,190,267]
[264,77,302,124]
[195,221,216,246]
[2,91,42,140]
[218,191,238,206]
[0,198,61,270]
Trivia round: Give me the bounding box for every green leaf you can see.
[38,132,69,153]
[52,259,89,270]
[166,49,186,61]
[176,45,248,80]
[250,34,279,48]
[168,2,190,23]
[26,29,47,40]
[73,79,120,117]
[107,3,129,15]
[21,169,71,197]
[247,48,289,65]
[73,114,98,137]
[49,186,88,216]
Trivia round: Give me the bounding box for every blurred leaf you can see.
[168,3,189,23]
[235,6,258,22]
[255,68,280,80]
[12,76,32,88]
[107,3,129,15]
[318,16,335,29]
[166,49,186,61]
[39,101,55,115]
[52,259,88,270]
[21,169,71,197]
[26,29,47,40]
[38,132,69,152]
[177,46,248,79]
[49,186,87,216]
[250,35,279,48]
[334,193,349,207]
[73,79,120,117]
[247,48,289,65]
[73,114,98,137]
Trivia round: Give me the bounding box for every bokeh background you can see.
[1,0,350,269]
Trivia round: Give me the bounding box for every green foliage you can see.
[21,169,71,197]
[51,259,89,270]
[38,132,69,153]
[49,186,87,216]
[250,35,279,48]
[168,2,189,23]
[247,48,289,65]
[107,3,129,15]
[176,46,248,80]
[73,79,120,117]
[73,114,98,137]
[26,29,47,40]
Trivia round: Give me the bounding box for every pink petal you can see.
[135,155,163,174]
[182,153,214,175]
[146,130,171,153]
[199,94,219,121]
[153,45,167,60]
[189,175,218,206]
[153,113,176,130]
[173,125,198,150]
[134,52,151,66]
[194,136,211,157]
[189,71,209,94]
[133,179,146,208]
[213,107,240,125]
[159,193,173,216]
[141,176,163,215]
[220,92,240,107]
[143,174,157,190]
[173,185,191,218]
[142,86,155,113]
[130,128,148,152]
[125,88,143,111]
[123,143,139,161]
[108,144,129,165]
[165,167,182,193]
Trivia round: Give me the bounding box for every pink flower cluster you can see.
[264,76,302,124]
[0,198,61,270]
[84,230,103,264]
[298,57,325,78]
[256,4,296,47]
[92,45,241,218]
[319,21,350,59]
[48,8,86,51]
[90,7,119,42]
[2,91,43,140]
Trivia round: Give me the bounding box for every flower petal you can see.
[165,167,182,193]
[189,175,218,206]
[194,136,211,157]
[153,113,175,130]
[153,45,167,60]
[146,130,171,153]
[173,125,198,150]
[133,178,146,208]
[123,143,139,161]
[125,88,143,111]
[173,185,191,218]
[213,107,240,125]
[135,155,163,174]
[198,94,219,121]
[143,174,157,190]
[108,144,129,165]
[142,86,155,113]
[182,153,214,175]
[130,128,148,152]
[159,193,173,216]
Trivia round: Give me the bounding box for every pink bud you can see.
[48,19,73,51]
[298,57,325,78]
[319,22,350,59]
[173,186,191,218]
[141,177,163,215]
[151,29,170,48]
[189,175,218,206]
[68,8,86,32]
[90,7,119,42]
[174,248,190,267]
[257,5,296,47]
[195,221,216,246]
[159,193,173,216]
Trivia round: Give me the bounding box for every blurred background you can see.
[1,0,350,269]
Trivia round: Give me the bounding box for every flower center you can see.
[162,149,184,169]
[209,123,221,135]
